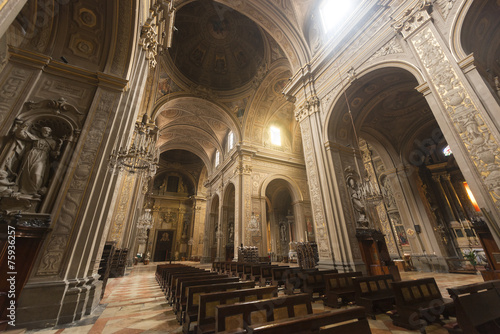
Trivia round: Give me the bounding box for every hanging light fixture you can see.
[137,208,154,230]
[109,114,160,178]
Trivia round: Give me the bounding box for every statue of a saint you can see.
[280,223,287,243]
[16,126,62,197]
[228,223,234,243]
[347,177,368,227]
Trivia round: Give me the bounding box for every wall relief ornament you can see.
[366,37,404,63]
[410,27,500,211]
[37,92,115,276]
[300,119,331,257]
[434,0,456,19]
[392,0,432,39]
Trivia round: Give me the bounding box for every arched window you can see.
[270,126,281,146]
[215,150,220,167]
[228,131,234,151]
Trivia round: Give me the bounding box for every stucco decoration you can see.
[366,36,404,63]
[36,92,116,276]
[410,26,500,212]
[298,104,331,258]
[0,98,81,213]
[434,0,456,19]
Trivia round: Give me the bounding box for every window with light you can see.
[443,145,452,156]
[228,131,234,151]
[320,0,353,32]
[215,150,220,167]
[270,126,281,146]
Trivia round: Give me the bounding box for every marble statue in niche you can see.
[346,175,369,228]
[16,125,62,197]
[1,119,63,198]
[279,221,287,243]
[228,222,234,243]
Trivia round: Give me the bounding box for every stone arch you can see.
[259,174,303,203]
[154,96,242,176]
[323,62,427,146]
[449,0,475,61]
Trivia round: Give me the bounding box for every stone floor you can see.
[16,262,483,334]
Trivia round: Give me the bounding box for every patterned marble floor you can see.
[19,262,483,334]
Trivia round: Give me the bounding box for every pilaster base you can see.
[16,277,103,329]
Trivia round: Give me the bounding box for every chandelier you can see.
[137,208,154,230]
[109,114,159,178]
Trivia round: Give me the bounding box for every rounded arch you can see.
[449,0,475,61]
[259,174,304,203]
[152,95,242,140]
[323,62,427,145]
[210,193,220,213]
[223,181,237,203]
[157,143,213,175]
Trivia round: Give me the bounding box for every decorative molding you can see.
[434,0,456,19]
[300,120,331,258]
[411,26,500,212]
[26,97,83,115]
[366,37,404,63]
[36,92,116,276]
[392,0,432,39]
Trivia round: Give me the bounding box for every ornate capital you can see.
[294,96,320,122]
[392,0,432,38]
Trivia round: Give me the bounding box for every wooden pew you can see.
[353,274,395,319]
[165,268,206,293]
[246,306,371,334]
[168,271,218,302]
[156,264,187,289]
[289,269,338,297]
[445,280,500,334]
[257,266,277,286]
[284,268,318,295]
[229,262,238,277]
[183,281,256,334]
[214,293,312,333]
[390,278,453,333]
[323,272,363,308]
[196,286,278,334]
[270,266,293,287]
[241,263,254,280]
[174,277,239,315]
[223,262,232,274]
[447,280,500,300]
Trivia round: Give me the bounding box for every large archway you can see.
[263,177,304,262]
[326,66,484,273]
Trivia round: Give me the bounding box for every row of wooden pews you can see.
[158,263,372,334]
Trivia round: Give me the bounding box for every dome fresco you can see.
[168,1,265,91]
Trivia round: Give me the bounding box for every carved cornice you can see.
[392,0,432,39]
[26,97,82,115]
